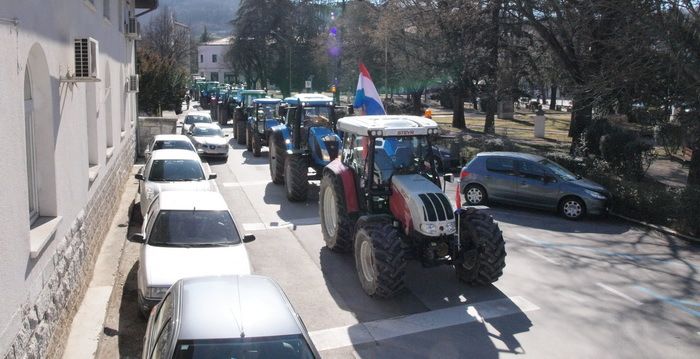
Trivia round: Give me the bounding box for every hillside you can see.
[142,0,240,38]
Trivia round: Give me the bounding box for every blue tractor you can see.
[233,89,267,144]
[268,93,348,202]
[245,98,284,157]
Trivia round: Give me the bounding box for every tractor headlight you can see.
[445,221,456,234]
[146,286,169,299]
[420,223,437,234]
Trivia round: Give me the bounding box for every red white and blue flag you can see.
[353,63,386,115]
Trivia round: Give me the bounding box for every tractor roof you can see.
[239,89,266,95]
[337,115,439,137]
[284,93,334,106]
[253,98,282,104]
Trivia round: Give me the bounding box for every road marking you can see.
[595,282,643,306]
[309,296,539,352]
[633,286,700,318]
[242,217,320,232]
[516,234,699,270]
[526,248,561,265]
[222,180,270,188]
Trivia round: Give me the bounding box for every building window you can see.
[24,67,39,224]
[210,72,219,81]
[104,0,111,19]
[212,54,217,63]
[200,54,203,63]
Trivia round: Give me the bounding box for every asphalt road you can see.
[98,116,700,358]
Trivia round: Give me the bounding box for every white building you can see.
[0,1,156,357]
[198,36,236,83]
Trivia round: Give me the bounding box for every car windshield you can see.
[148,210,240,247]
[147,159,205,181]
[538,159,578,181]
[173,335,315,359]
[153,140,194,151]
[185,115,212,125]
[192,127,224,137]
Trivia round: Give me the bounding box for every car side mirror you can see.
[128,233,145,243]
[443,173,454,183]
[134,173,144,181]
[187,131,192,135]
[242,234,256,243]
[225,134,230,137]
[208,173,217,180]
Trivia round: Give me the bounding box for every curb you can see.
[610,212,700,244]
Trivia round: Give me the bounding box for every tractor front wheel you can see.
[319,172,353,252]
[455,208,506,285]
[284,154,308,202]
[269,134,285,184]
[236,121,246,145]
[252,128,262,157]
[354,217,406,298]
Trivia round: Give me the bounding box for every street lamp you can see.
[271,30,292,96]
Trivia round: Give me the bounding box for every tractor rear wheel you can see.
[269,134,285,184]
[252,128,262,157]
[246,125,253,152]
[284,154,308,202]
[455,208,506,285]
[236,120,246,145]
[354,217,406,298]
[319,172,353,253]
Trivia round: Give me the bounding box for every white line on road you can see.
[595,282,643,306]
[526,248,561,265]
[309,296,540,352]
[222,180,270,188]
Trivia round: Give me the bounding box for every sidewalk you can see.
[61,167,140,359]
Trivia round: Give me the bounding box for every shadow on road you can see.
[262,181,320,223]
[485,205,631,235]
[116,262,145,358]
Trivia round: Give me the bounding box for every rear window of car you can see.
[184,115,212,125]
[148,210,240,247]
[153,140,194,151]
[485,157,515,173]
[148,159,205,181]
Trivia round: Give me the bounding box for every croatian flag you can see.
[353,63,386,115]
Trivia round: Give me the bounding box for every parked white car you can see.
[135,149,215,217]
[181,111,212,135]
[129,191,255,317]
[187,122,230,159]
[144,134,196,159]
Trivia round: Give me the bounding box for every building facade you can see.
[0,0,156,358]
[197,37,236,83]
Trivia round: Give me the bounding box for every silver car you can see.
[181,112,212,135]
[187,123,230,159]
[459,152,610,220]
[141,275,320,359]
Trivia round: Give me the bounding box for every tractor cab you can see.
[233,89,267,144]
[244,98,283,157]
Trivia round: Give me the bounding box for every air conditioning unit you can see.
[126,17,141,40]
[128,75,139,93]
[73,38,99,81]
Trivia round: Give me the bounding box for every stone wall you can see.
[135,117,179,157]
[3,132,136,359]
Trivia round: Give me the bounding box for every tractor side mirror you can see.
[443,173,454,183]
[347,105,354,115]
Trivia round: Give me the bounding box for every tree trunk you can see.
[549,85,557,110]
[688,146,700,186]
[568,95,593,154]
[484,96,496,134]
[452,92,465,129]
[410,90,423,115]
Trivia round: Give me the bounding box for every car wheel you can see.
[464,184,487,206]
[559,196,585,220]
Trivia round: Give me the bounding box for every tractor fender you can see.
[269,125,292,151]
[389,183,413,235]
[324,159,359,214]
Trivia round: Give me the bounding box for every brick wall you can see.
[3,132,136,359]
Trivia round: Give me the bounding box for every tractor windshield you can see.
[372,136,433,183]
[256,104,278,120]
[302,106,333,127]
